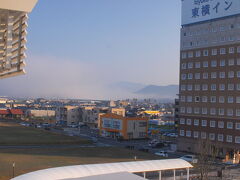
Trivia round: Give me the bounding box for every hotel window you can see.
[202,120,207,127]
[210,108,216,115]
[181,85,186,91]
[194,107,200,114]
[220,60,225,67]
[228,96,234,103]
[228,59,235,66]
[202,84,208,91]
[188,73,193,79]
[228,84,234,91]
[237,84,240,90]
[237,71,240,78]
[211,84,217,91]
[218,134,224,142]
[180,118,185,125]
[237,97,240,103]
[237,46,240,53]
[219,108,225,116]
[195,62,201,68]
[209,133,215,140]
[182,52,187,59]
[211,60,217,67]
[203,72,208,79]
[188,62,193,69]
[203,50,208,56]
[229,47,235,53]
[186,131,191,137]
[180,130,185,136]
[181,63,187,69]
[211,72,217,79]
[236,123,240,130]
[180,96,185,102]
[181,74,186,80]
[180,107,185,113]
[195,51,201,57]
[219,84,225,91]
[210,96,216,103]
[202,96,208,102]
[210,121,216,128]
[195,96,200,102]
[235,136,240,144]
[202,108,208,115]
[227,109,233,116]
[194,119,199,126]
[212,49,217,55]
[237,58,240,65]
[220,48,226,54]
[201,132,207,139]
[227,135,233,143]
[219,72,225,78]
[228,71,234,78]
[203,61,208,67]
[195,84,200,91]
[186,119,192,125]
[227,122,233,129]
[194,131,199,138]
[219,96,225,103]
[187,96,192,102]
[187,84,193,91]
[188,51,193,58]
[218,121,224,128]
[236,109,240,117]
[195,73,200,79]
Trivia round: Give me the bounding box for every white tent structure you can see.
[12,159,193,180]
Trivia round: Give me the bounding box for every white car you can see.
[180,155,198,163]
[155,151,168,157]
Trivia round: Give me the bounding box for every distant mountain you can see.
[109,81,145,92]
[135,85,178,99]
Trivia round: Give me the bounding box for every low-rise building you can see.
[27,109,56,118]
[99,113,148,140]
[56,106,81,125]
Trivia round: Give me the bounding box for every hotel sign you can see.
[182,0,240,25]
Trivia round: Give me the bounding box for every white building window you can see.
[202,84,208,91]
[182,52,187,59]
[210,96,216,103]
[219,96,225,103]
[201,132,207,139]
[237,58,240,65]
[220,60,225,67]
[236,123,240,130]
[187,96,192,102]
[209,133,215,140]
[187,107,192,114]
[227,122,233,129]
[219,108,225,116]
[211,72,217,79]
[219,72,225,78]
[218,134,224,142]
[194,131,199,138]
[228,96,234,103]
[195,84,200,91]
[186,119,192,125]
[188,73,193,79]
[195,51,201,57]
[180,107,185,113]
[194,119,199,126]
[237,46,240,53]
[180,96,185,102]
[218,121,224,128]
[195,73,200,79]
[202,120,207,127]
[235,136,240,144]
[188,51,193,58]
[210,121,216,128]
[187,84,193,91]
[229,47,235,54]
[181,85,186,91]
[180,130,185,136]
[202,108,208,115]
[186,131,191,137]
[228,71,234,78]
[181,63,187,69]
[212,49,217,55]
[180,118,185,125]
[203,50,208,56]
[195,62,201,68]
[211,60,217,67]
[202,96,208,102]
[195,96,200,102]
[203,72,208,79]
[188,62,193,69]
[237,84,240,90]
[236,97,240,103]
[211,84,217,91]
[227,109,233,116]
[220,48,226,54]
[228,59,235,66]
[227,135,233,143]
[203,61,208,68]
[237,71,240,78]
[228,84,234,91]
[210,108,216,115]
[236,109,240,117]
[219,84,225,91]
[181,74,186,80]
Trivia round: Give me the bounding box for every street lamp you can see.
[12,162,15,178]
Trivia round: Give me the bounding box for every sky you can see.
[0,0,181,100]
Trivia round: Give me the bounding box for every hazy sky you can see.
[1,0,181,99]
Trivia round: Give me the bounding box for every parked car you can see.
[155,151,168,157]
[180,155,198,163]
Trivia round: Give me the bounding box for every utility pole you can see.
[12,162,15,178]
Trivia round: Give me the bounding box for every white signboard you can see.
[182,0,240,25]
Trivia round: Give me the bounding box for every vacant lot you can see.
[0,122,89,145]
[0,147,161,180]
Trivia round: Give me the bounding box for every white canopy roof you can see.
[12,159,192,180]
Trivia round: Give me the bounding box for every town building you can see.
[99,113,148,140]
[56,106,81,125]
[178,0,240,160]
[26,109,56,118]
